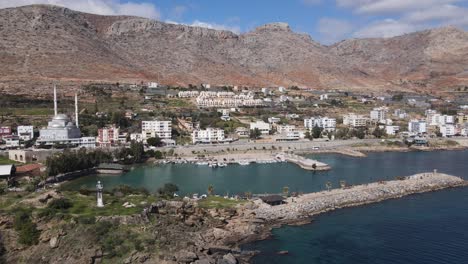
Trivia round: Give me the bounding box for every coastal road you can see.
[161,138,381,156]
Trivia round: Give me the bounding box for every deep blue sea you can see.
[63,150,468,263]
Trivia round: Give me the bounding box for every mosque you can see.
[36,86,96,148]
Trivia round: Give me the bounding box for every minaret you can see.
[75,93,79,127]
[96,181,104,207]
[53,84,58,116]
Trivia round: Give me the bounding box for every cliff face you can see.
[1,4,467,93]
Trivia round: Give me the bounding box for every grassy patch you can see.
[0,107,53,116]
[167,99,193,108]
[0,156,19,165]
[197,196,245,209]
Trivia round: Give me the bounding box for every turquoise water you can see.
[64,150,468,196]
[63,150,468,263]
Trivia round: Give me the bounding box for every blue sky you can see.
[2,0,468,44]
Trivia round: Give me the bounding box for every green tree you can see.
[129,141,144,163]
[157,183,179,197]
[372,126,387,138]
[312,125,323,139]
[250,128,262,139]
[154,150,164,159]
[147,136,162,147]
[282,186,289,197]
[304,131,312,140]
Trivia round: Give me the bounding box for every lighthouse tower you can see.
[96,181,104,207]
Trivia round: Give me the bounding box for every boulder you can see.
[49,236,59,248]
[175,250,198,263]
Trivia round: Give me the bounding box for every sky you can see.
[1,0,468,44]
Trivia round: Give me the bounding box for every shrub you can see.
[13,211,40,246]
[156,183,179,197]
[48,198,73,210]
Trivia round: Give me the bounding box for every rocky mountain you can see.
[0,4,467,94]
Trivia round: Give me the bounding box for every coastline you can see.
[206,172,467,263]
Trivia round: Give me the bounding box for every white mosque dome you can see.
[53,114,70,121]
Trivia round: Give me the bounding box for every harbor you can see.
[155,152,331,171]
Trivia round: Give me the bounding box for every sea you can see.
[63,150,468,264]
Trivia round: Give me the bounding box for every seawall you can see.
[253,172,465,221]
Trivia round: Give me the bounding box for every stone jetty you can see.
[254,172,465,221]
[277,153,331,171]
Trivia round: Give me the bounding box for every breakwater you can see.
[253,172,465,221]
[277,153,331,171]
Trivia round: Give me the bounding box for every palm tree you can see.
[282,186,289,197]
[207,185,214,196]
[325,181,332,192]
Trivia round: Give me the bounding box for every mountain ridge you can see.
[0,4,467,94]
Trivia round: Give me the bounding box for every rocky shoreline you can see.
[193,172,466,263]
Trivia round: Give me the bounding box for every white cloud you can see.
[353,19,419,38]
[336,0,460,14]
[317,18,354,44]
[0,0,160,19]
[334,0,468,39]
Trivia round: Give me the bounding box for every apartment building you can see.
[192,128,225,144]
[142,120,172,140]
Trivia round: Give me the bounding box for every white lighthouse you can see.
[96,181,104,207]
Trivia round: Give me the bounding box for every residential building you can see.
[277,125,296,133]
[97,126,120,147]
[192,128,225,144]
[0,126,11,139]
[304,117,337,132]
[147,82,158,88]
[268,117,281,124]
[2,135,20,148]
[278,86,286,93]
[440,125,455,137]
[142,120,172,140]
[393,109,408,119]
[178,91,199,98]
[320,94,328,100]
[235,127,249,138]
[250,121,271,135]
[457,113,468,125]
[370,107,388,122]
[17,126,34,141]
[408,119,427,134]
[385,126,400,135]
[343,114,368,128]
[130,133,143,142]
[275,131,302,141]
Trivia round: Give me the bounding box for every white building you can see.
[192,128,225,144]
[17,126,34,141]
[304,117,337,132]
[268,117,281,124]
[178,91,199,98]
[250,121,271,135]
[37,87,95,148]
[277,125,296,133]
[385,126,400,135]
[278,86,286,93]
[408,119,427,134]
[147,82,159,88]
[130,133,143,142]
[320,94,329,100]
[370,107,388,123]
[142,120,172,140]
[343,114,368,128]
[440,125,455,137]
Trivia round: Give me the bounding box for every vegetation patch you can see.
[197,196,245,209]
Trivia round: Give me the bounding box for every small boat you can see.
[217,162,227,168]
[196,161,209,166]
[209,163,218,168]
[238,161,250,166]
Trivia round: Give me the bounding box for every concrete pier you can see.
[277,153,331,171]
